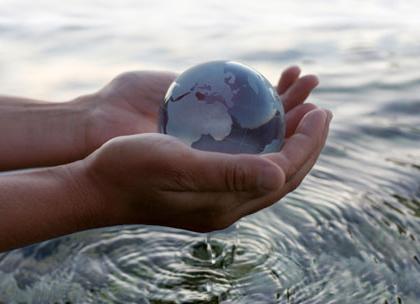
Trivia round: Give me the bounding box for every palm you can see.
[100,71,177,131]
[85,71,176,150]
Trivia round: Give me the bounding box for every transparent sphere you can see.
[159,61,285,154]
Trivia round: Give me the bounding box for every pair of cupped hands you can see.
[71,66,332,232]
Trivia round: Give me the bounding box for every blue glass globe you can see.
[159,61,285,154]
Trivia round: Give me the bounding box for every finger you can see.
[285,103,318,138]
[263,108,329,181]
[277,66,301,95]
[186,151,285,193]
[282,75,319,112]
[238,109,332,217]
[240,112,331,218]
[283,110,332,193]
[143,134,284,194]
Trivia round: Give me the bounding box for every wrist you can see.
[58,158,109,230]
[67,148,134,229]
[70,92,119,158]
[0,160,107,250]
[0,97,93,170]
[68,93,99,157]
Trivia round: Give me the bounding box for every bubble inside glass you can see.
[159,61,285,154]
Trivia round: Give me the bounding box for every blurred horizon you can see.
[1,0,420,100]
[1,1,420,302]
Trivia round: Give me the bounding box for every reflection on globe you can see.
[159,60,285,154]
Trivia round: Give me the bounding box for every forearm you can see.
[0,95,90,170]
[0,161,103,252]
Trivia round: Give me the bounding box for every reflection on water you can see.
[1,0,420,303]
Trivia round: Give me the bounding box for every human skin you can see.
[0,67,332,251]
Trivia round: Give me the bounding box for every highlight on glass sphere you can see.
[159,60,285,154]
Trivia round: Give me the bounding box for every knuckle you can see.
[225,161,249,192]
[167,167,193,190]
[303,103,317,112]
[281,151,299,179]
[106,72,143,96]
[112,71,138,85]
[170,169,187,188]
[158,150,196,190]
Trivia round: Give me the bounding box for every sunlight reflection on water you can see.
[1,0,420,303]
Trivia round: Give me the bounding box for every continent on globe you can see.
[159,61,285,154]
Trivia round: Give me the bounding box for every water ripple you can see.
[2,0,420,302]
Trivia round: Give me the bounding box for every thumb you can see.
[189,151,285,193]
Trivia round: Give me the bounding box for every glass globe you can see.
[159,60,285,154]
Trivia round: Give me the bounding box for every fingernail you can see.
[258,165,281,192]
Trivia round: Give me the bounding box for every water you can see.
[1,0,420,303]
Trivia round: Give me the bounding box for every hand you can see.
[80,66,320,155]
[80,71,177,154]
[78,67,332,232]
[0,67,330,251]
[0,66,320,171]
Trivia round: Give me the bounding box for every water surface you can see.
[0,1,420,303]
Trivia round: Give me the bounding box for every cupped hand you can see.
[80,66,320,154]
[80,67,332,232]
